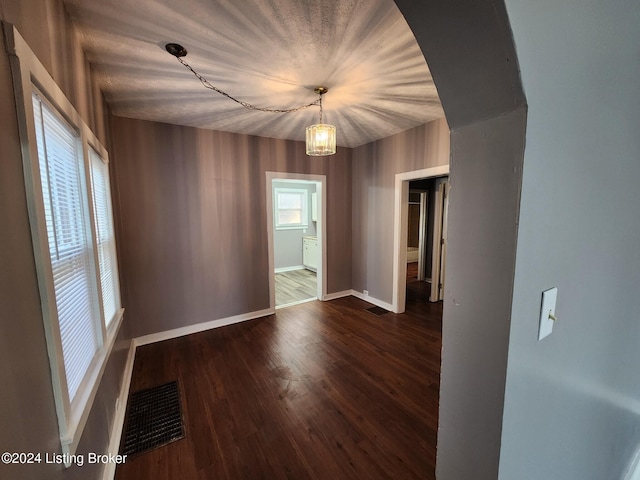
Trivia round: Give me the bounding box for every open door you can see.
[417,192,428,281]
[430,180,450,302]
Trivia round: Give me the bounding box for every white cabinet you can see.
[303,236,318,272]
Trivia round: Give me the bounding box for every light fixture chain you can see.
[176,56,321,113]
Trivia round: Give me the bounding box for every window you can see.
[275,188,309,229]
[89,148,121,327]
[33,94,101,402]
[9,25,123,462]
[28,89,123,458]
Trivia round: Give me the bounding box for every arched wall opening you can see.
[393,1,527,478]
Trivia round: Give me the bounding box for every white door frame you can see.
[392,165,449,313]
[266,172,327,310]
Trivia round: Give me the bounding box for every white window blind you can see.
[33,94,100,402]
[89,149,121,327]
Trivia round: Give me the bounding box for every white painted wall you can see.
[500,1,640,478]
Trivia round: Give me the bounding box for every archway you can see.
[393,2,527,478]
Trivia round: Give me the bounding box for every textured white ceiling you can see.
[65,0,443,147]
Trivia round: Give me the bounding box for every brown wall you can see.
[0,1,129,479]
[351,117,450,304]
[1,0,107,145]
[110,116,352,338]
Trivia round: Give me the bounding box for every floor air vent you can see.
[120,381,185,457]
[366,306,390,316]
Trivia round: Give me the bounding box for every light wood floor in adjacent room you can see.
[116,279,441,480]
[275,268,317,307]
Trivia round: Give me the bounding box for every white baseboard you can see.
[323,290,352,301]
[275,297,316,309]
[350,290,395,312]
[101,340,136,480]
[323,289,394,311]
[274,265,305,273]
[134,307,276,347]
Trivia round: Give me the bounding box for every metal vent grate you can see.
[366,306,390,316]
[120,381,185,457]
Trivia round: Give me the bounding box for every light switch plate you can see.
[538,287,558,340]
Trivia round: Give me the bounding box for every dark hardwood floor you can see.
[406,261,419,282]
[116,276,441,480]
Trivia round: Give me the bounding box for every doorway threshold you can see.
[276,297,317,310]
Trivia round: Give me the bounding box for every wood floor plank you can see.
[116,279,440,480]
[275,269,317,306]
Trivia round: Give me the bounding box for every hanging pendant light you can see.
[306,87,336,156]
[166,45,337,156]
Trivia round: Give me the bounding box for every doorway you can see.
[406,185,429,282]
[405,188,427,307]
[392,165,449,313]
[429,179,450,302]
[266,172,326,310]
[406,177,449,303]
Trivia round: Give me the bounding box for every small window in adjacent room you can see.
[275,188,309,229]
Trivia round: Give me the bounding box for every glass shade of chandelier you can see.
[306,87,336,156]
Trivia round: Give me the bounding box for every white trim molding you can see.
[274,265,305,273]
[275,297,317,310]
[323,290,352,301]
[134,308,275,347]
[101,340,135,480]
[350,290,395,312]
[62,310,124,458]
[266,172,327,311]
[392,165,449,313]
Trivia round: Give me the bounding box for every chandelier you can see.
[165,43,336,156]
[305,87,336,156]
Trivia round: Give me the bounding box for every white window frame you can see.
[274,187,309,230]
[6,25,124,463]
[89,147,122,329]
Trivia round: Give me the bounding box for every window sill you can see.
[275,225,309,231]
